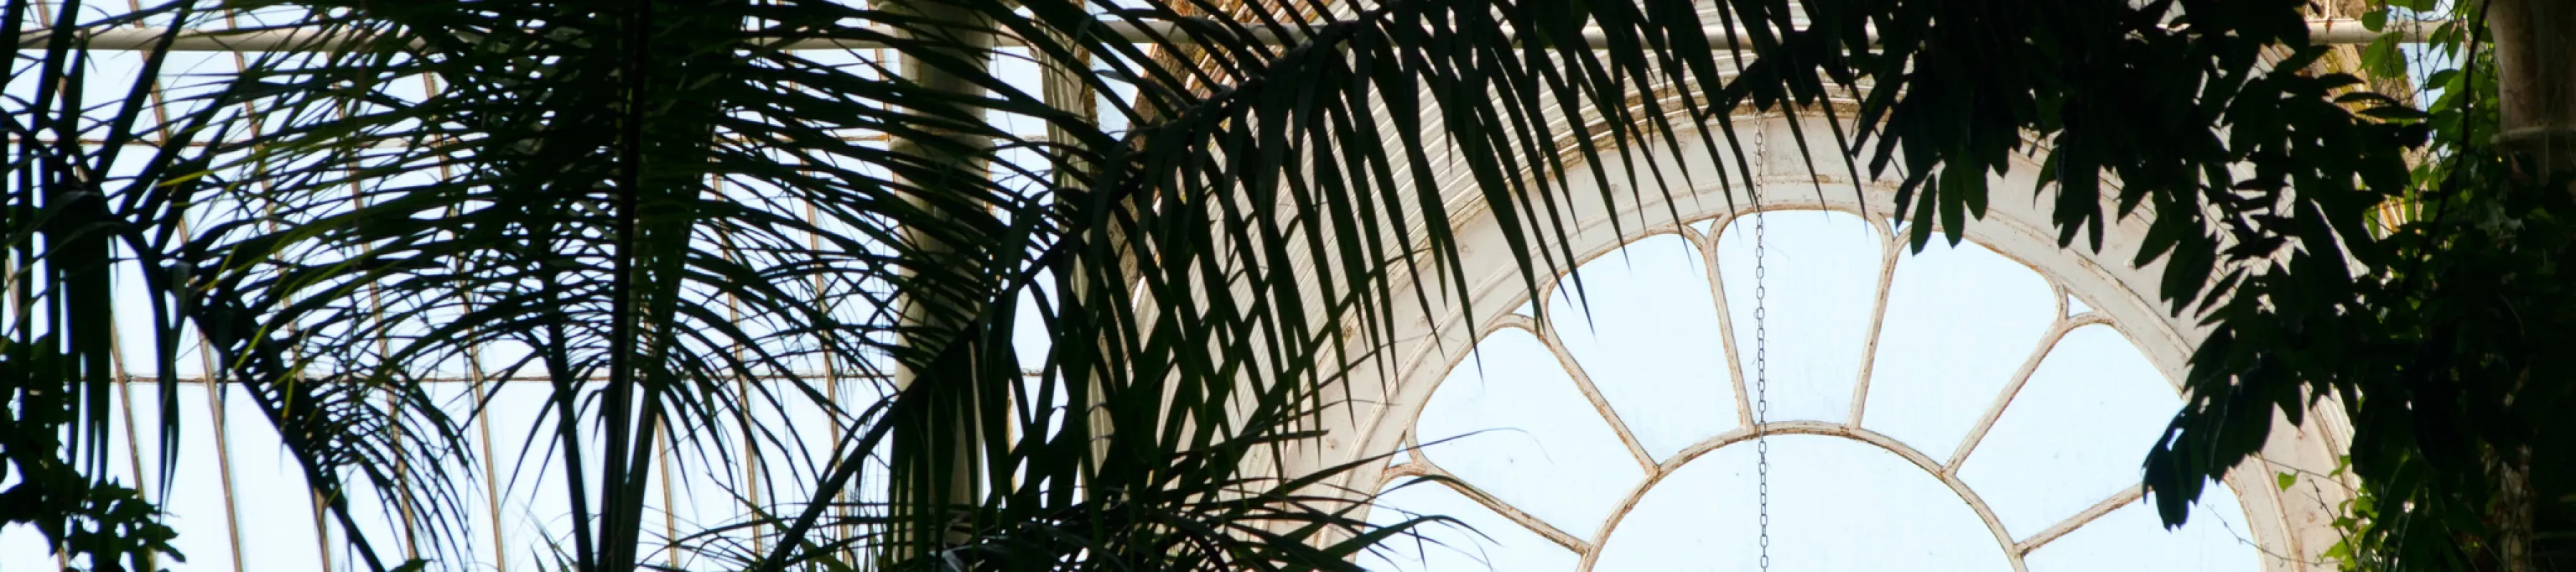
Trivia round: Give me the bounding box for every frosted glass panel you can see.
[1548,234,1737,460]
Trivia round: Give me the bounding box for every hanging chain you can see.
[1751,203,1771,572]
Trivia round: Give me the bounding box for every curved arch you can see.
[1322,112,2352,572]
[1581,420,2024,572]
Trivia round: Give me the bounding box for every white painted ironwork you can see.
[1337,111,2366,572]
[1377,208,2256,571]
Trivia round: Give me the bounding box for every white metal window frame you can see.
[1310,112,2359,572]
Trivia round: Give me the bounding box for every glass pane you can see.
[1716,211,1883,423]
[1591,435,2009,571]
[160,384,237,571]
[435,382,506,572]
[1957,325,2180,537]
[484,382,584,570]
[1362,480,1579,572]
[1417,330,1644,537]
[665,395,761,570]
[1863,239,2057,458]
[1548,234,1738,460]
[2024,485,2259,572]
[223,386,328,571]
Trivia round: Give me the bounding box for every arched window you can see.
[1332,114,2352,572]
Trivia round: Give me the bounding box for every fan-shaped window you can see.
[1363,209,2260,571]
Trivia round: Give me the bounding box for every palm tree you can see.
[5,0,2564,570]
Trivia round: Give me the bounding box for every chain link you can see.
[1751,202,1771,572]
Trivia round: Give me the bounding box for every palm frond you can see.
[7,0,2436,569]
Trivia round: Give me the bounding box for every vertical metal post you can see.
[201,339,246,572]
[1038,0,1118,482]
[882,0,995,556]
[2487,0,2576,176]
[656,421,678,568]
[467,353,509,572]
[2483,4,2568,566]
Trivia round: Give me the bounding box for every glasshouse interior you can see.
[5,0,2573,571]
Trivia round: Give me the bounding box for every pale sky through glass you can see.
[1366,210,2260,571]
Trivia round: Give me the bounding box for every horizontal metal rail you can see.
[16,18,2434,52]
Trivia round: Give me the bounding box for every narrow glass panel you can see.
[1417,330,1643,537]
[101,381,153,511]
[160,384,236,571]
[112,259,166,378]
[222,386,328,571]
[432,381,505,572]
[336,442,412,569]
[1548,234,1737,460]
[756,380,841,511]
[483,382,582,571]
[1591,435,2009,571]
[333,388,429,568]
[1715,211,1882,423]
[1863,240,2057,457]
[665,393,759,570]
[1957,325,2180,537]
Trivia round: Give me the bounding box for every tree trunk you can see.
[2483,3,2564,569]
